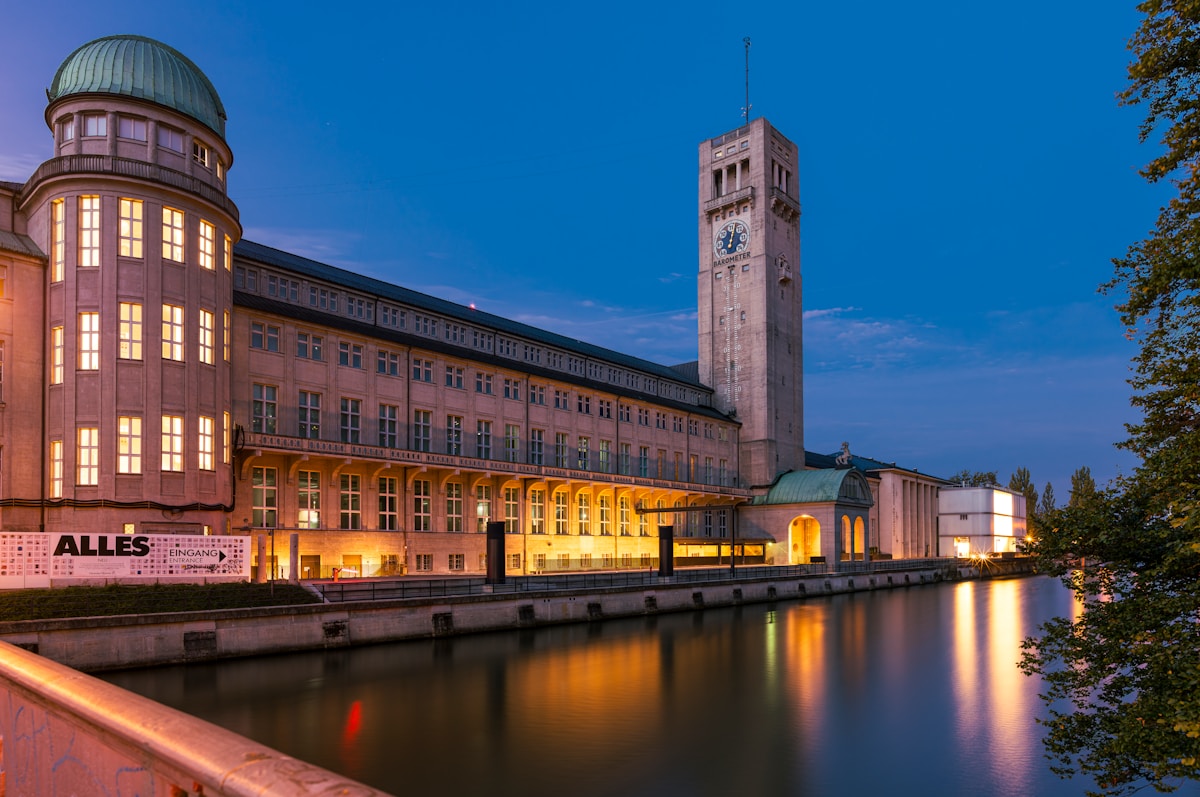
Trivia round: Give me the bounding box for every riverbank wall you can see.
[0,558,1034,673]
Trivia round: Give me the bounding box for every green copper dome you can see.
[48,35,227,139]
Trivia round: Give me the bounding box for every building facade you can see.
[0,35,959,581]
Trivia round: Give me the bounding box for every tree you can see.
[1068,465,1097,508]
[1040,481,1057,515]
[1020,3,1200,794]
[947,469,998,487]
[1008,466,1040,521]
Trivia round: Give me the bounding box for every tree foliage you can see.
[1041,481,1057,515]
[1020,3,1200,794]
[947,468,998,486]
[1009,466,1040,517]
[1069,465,1098,507]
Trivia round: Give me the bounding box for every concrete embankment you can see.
[0,560,1033,673]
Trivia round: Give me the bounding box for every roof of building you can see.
[805,450,951,483]
[669,361,700,382]
[0,230,46,259]
[235,238,714,393]
[47,35,227,139]
[750,468,873,506]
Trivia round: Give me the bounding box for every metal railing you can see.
[314,558,957,603]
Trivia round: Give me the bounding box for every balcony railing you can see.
[704,185,754,214]
[19,155,239,221]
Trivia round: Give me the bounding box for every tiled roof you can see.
[235,239,713,391]
[0,230,45,259]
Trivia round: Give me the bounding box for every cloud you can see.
[241,227,361,264]
[0,153,41,182]
[657,272,685,283]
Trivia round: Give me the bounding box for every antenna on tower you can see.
[742,37,752,124]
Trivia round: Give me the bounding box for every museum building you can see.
[0,35,970,580]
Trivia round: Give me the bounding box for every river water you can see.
[103,576,1198,797]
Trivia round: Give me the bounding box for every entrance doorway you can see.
[788,515,821,564]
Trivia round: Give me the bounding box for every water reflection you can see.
[104,577,1193,797]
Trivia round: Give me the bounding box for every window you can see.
[534,553,547,571]
[476,420,492,460]
[445,366,464,389]
[577,395,591,414]
[530,489,545,534]
[503,379,521,400]
[413,410,431,452]
[618,404,631,422]
[51,327,64,384]
[508,553,521,570]
[340,398,361,443]
[51,199,64,282]
[78,312,100,370]
[554,433,569,468]
[554,390,569,409]
[298,471,320,528]
[296,332,323,360]
[578,494,591,535]
[250,322,279,352]
[414,554,432,572]
[118,302,142,360]
[688,419,699,436]
[223,234,232,272]
[299,391,320,438]
[476,485,491,533]
[59,117,74,142]
[161,304,184,361]
[504,424,520,462]
[598,399,612,418]
[475,372,493,394]
[198,220,215,270]
[223,311,230,362]
[449,554,465,572]
[338,342,363,368]
[554,491,568,535]
[252,467,278,527]
[446,482,464,532]
[599,495,612,536]
[413,479,432,531]
[656,413,667,430]
[83,113,106,137]
[379,404,398,447]
[224,412,231,464]
[77,427,99,485]
[504,487,520,533]
[619,496,631,536]
[193,141,209,167]
[161,414,183,472]
[49,439,63,498]
[379,477,398,530]
[639,508,649,536]
[117,416,142,474]
[377,351,401,376]
[119,199,143,258]
[412,358,433,382]
[117,116,146,141]
[252,384,277,433]
[639,446,650,478]
[158,126,184,152]
[577,437,590,470]
[79,195,100,268]
[529,429,544,465]
[162,207,184,262]
[340,474,361,529]
[446,415,463,455]
[198,416,214,471]
[638,408,650,426]
[529,385,545,405]
[198,309,214,364]
[599,440,611,473]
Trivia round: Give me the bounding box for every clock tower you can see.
[698,118,802,487]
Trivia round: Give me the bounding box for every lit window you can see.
[49,439,63,497]
[51,199,65,281]
[117,416,142,474]
[223,311,230,362]
[79,196,100,267]
[193,141,209,167]
[117,116,147,141]
[161,304,184,361]
[216,159,225,182]
[197,415,213,471]
[162,207,184,262]
[198,309,214,364]
[77,426,100,485]
[476,485,491,533]
[198,220,215,270]
[78,312,99,370]
[298,470,320,529]
[554,491,568,535]
[223,411,231,464]
[51,326,64,384]
[223,234,232,271]
[118,198,143,258]
[161,415,184,472]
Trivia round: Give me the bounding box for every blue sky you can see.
[0,1,1164,499]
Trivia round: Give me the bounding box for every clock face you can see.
[714,219,750,257]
